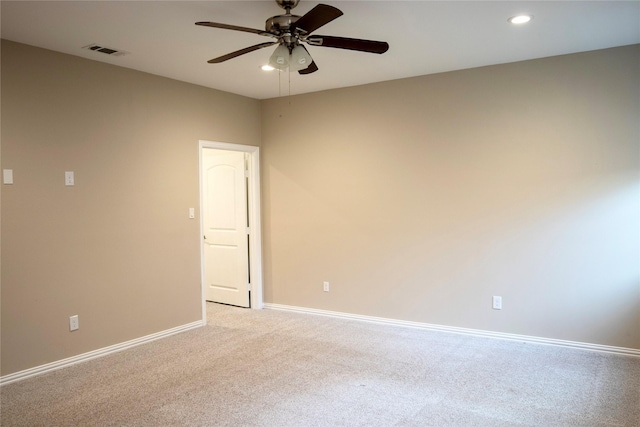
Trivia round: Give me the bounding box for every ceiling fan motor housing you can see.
[266,15,301,47]
[265,15,299,33]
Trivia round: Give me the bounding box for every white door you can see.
[202,149,250,307]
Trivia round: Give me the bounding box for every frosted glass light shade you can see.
[289,45,313,71]
[268,44,289,70]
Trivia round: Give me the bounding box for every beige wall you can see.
[261,45,640,349]
[0,40,261,375]
[2,40,638,377]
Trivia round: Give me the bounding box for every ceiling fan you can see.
[196,0,389,75]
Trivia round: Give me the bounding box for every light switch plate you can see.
[3,169,13,184]
[65,171,74,186]
[189,208,195,219]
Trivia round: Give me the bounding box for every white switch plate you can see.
[3,169,13,184]
[492,296,502,310]
[323,281,330,292]
[65,171,75,186]
[189,208,195,219]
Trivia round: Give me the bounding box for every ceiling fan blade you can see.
[298,60,319,75]
[292,4,343,35]
[306,35,389,54]
[208,41,278,63]
[196,21,274,38]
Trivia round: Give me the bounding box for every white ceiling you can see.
[2,1,639,100]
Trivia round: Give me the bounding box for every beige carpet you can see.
[1,302,639,426]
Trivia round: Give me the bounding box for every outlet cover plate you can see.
[69,315,79,331]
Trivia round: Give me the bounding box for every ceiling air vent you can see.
[82,44,128,57]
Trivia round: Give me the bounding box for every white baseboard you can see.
[264,303,640,357]
[0,320,205,386]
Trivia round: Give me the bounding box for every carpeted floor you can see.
[1,302,639,426]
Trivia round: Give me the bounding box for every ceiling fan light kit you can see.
[196,0,389,75]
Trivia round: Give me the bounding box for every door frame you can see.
[199,140,263,319]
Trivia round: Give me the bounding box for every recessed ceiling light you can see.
[508,14,533,24]
[261,65,275,71]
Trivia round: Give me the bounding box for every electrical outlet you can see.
[69,315,79,331]
[492,296,502,310]
[323,281,330,292]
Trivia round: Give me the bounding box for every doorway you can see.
[199,141,262,319]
